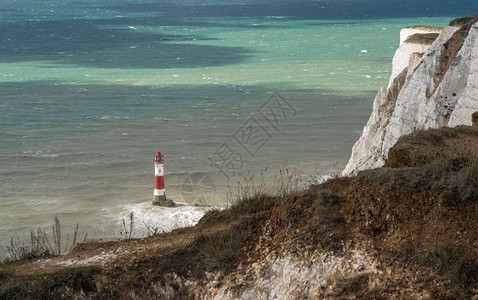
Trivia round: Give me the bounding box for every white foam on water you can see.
[316,174,333,184]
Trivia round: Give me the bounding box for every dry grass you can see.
[119,212,135,240]
[458,154,478,187]
[0,267,100,300]
[195,219,256,272]
[406,25,443,32]
[423,151,478,200]
[449,15,478,27]
[166,170,304,276]
[225,169,302,217]
[456,154,478,200]
[404,33,440,45]
[424,153,469,178]
[1,217,85,264]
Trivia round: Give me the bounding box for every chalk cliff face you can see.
[388,26,443,87]
[343,16,478,176]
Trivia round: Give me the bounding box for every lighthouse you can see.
[153,151,174,207]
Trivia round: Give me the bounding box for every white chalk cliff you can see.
[388,26,443,87]
[343,16,478,176]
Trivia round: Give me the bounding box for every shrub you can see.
[195,219,256,272]
[0,267,100,300]
[458,154,478,187]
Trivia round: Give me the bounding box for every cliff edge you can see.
[343,15,478,176]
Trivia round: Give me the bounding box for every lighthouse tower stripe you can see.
[154,175,164,190]
[154,188,166,196]
[154,163,165,190]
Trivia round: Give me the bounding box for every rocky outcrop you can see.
[343,15,478,176]
[207,249,378,299]
[473,111,478,126]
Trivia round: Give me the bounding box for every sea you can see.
[1,0,477,247]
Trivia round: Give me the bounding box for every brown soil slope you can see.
[1,125,477,299]
[387,126,478,168]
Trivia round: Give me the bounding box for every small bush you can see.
[455,154,478,200]
[458,155,478,187]
[197,208,222,225]
[0,267,100,300]
[425,154,468,177]
[414,244,478,296]
[0,270,11,282]
[229,193,277,217]
[196,220,256,272]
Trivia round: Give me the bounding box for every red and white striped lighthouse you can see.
[153,151,174,207]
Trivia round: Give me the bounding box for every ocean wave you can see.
[17,150,60,159]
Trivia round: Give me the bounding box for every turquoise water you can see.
[1,0,476,245]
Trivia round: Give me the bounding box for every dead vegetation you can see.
[1,125,478,299]
[405,25,443,32]
[2,217,85,264]
[0,267,100,300]
[404,33,440,45]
